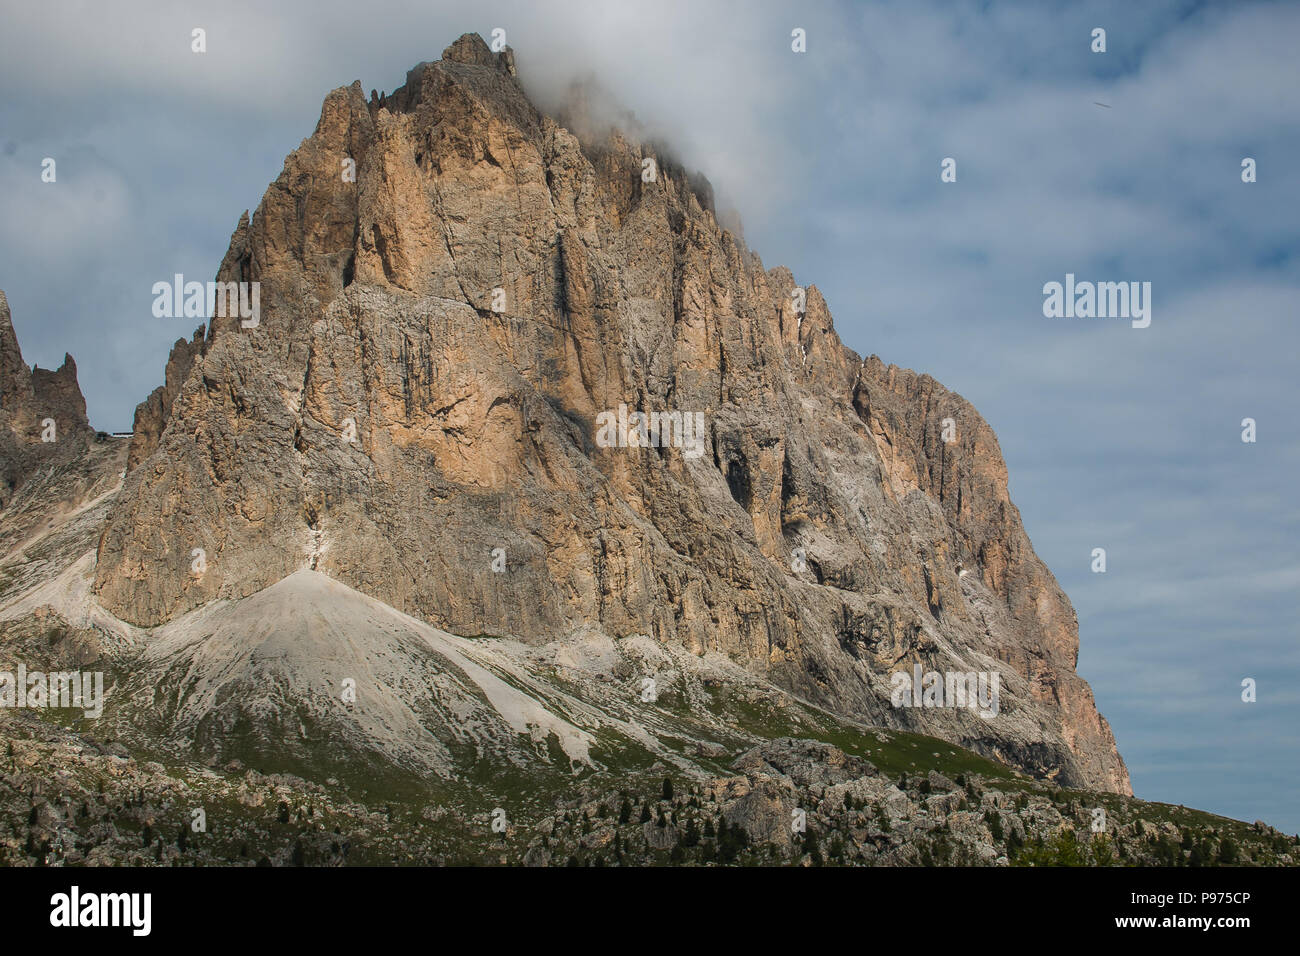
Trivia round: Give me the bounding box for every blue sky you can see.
[2,0,1296,831]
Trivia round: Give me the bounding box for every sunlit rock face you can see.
[87,34,1129,795]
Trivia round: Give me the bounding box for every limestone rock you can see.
[88,33,1129,793]
[0,291,94,511]
[127,326,205,472]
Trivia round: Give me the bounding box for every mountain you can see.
[89,33,1126,794]
[23,32,1291,869]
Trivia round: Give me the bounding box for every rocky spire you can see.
[0,290,93,510]
[0,290,35,417]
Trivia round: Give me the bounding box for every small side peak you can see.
[442,33,495,66]
[440,32,516,76]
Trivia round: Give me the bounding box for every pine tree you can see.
[985,810,1004,842]
[1007,827,1024,857]
[683,818,700,847]
[805,828,823,866]
[1218,837,1239,864]
[718,817,749,864]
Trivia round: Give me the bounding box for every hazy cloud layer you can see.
[1,0,1296,830]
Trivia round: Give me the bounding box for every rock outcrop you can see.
[88,34,1129,793]
[127,327,205,472]
[0,291,94,511]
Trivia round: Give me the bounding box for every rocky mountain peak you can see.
[73,34,1130,795]
[440,31,518,75]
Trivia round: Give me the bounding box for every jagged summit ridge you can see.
[85,34,1128,794]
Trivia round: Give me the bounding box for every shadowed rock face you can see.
[89,33,1129,794]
